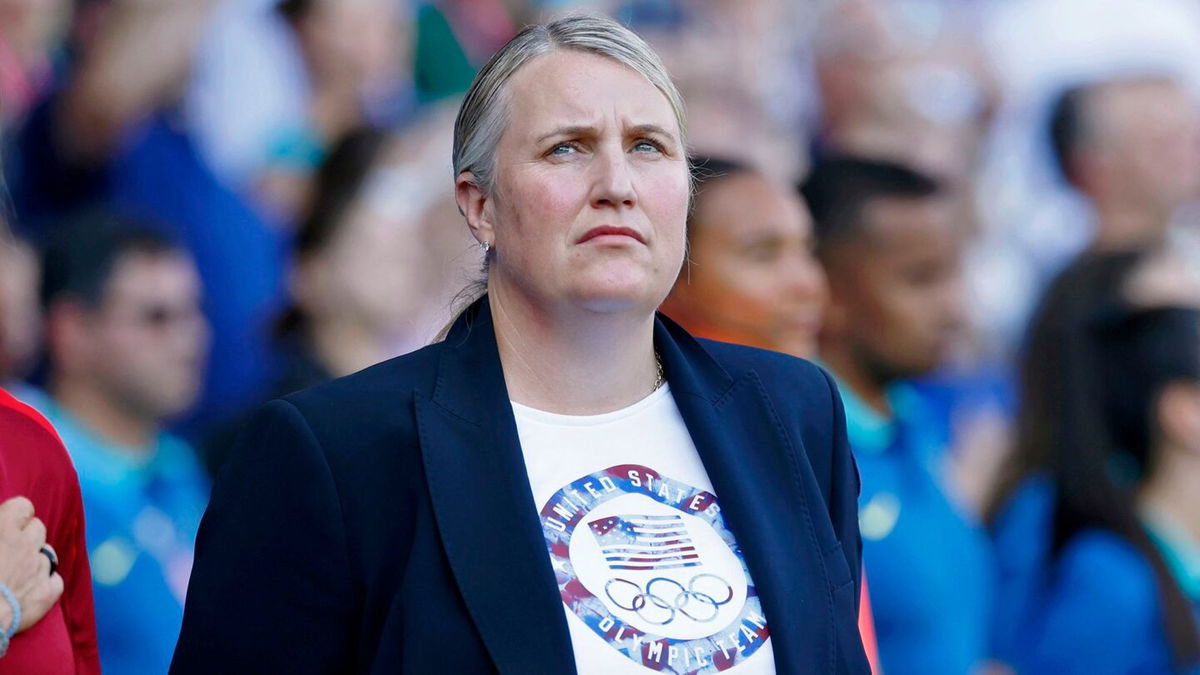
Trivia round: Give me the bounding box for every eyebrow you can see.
[627,124,675,140]
[535,123,677,144]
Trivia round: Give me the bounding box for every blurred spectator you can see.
[662,157,827,358]
[968,0,1200,355]
[8,0,290,435]
[0,0,65,127]
[662,156,885,670]
[1049,76,1200,252]
[0,231,39,398]
[413,0,514,101]
[811,0,995,184]
[802,156,992,675]
[204,116,479,476]
[30,216,210,675]
[277,128,455,379]
[186,0,416,219]
[988,247,1200,673]
[0,215,99,675]
[638,0,817,180]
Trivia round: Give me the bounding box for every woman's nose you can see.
[590,149,637,209]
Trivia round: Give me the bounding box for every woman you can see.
[204,125,466,477]
[172,16,867,674]
[661,157,881,672]
[988,249,1200,673]
[661,157,828,358]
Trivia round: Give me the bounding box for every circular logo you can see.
[540,464,770,673]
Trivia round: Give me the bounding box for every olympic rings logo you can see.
[603,573,734,625]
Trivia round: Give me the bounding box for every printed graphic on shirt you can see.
[541,464,770,674]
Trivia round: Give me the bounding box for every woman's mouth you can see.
[577,226,646,244]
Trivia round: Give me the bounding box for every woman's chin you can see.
[569,283,665,315]
[563,265,672,315]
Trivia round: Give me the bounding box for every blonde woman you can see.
[172,16,868,674]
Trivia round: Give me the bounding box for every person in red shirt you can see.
[0,387,100,674]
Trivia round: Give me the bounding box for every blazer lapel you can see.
[656,315,837,673]
[415,299,576,675]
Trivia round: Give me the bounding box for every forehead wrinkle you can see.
[508,51,679,143]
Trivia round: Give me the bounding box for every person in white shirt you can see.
[172,15,870,674]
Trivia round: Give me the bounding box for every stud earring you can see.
[480,240,491,254]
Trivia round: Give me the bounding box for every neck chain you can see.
[652,351,665,393]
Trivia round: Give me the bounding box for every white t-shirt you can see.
[513,385,776,675]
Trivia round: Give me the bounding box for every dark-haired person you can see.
[1049,76,1200,253]
[802,156,991,675]
[662,157,827,358]
[664,157,884,671]
[203,126,465,476]
[30,216,210,675]
[988,248,1200,673]
[9,0,287,438]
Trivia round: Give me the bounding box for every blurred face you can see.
[82,251,208,421]
[480,50,690,315]
[823,197,965,380]
[1093,81,1200,212]
[1157,381,1200,457]
[665,172,827,357]
[297,0,409,89]
[0,0,66,55]
[300,183,433,334]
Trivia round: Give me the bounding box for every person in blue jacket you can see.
[170,15,869,674]
[989,247,1200,674]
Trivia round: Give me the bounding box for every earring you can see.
[480,240,491,254]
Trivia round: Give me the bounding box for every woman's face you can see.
[665,173,828,358]
[300,176,434,334]
[477,50,690,316]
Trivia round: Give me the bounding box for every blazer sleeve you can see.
[820,368,863,607]
[171,399,358,674]
[818,368,871,673]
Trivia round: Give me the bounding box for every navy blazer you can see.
[171,298,869,674]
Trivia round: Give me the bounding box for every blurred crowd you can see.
[1,0,1200,673]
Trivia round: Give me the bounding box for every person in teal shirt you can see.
[803,156,994,675]
[33,218,211,674]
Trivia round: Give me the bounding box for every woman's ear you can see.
[456,171,495,247]
[1156,382,1200,453]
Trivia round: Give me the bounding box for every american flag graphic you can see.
[586,514,700,571]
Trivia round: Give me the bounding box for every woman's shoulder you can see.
[1051,528,1161,622]
[1025,528,1175,673]
[284,342,444,416]
[693,338,833,393]
[248,342,446,465]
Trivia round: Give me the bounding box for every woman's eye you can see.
[634,140,662,153]
[549,143,577,156]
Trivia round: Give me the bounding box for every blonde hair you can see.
[451,14,687,195]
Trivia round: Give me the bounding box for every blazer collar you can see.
[417,297,833,673]
[416,297,576,674]
[656,313,838,672]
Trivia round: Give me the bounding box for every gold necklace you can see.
[652,351,665,392]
